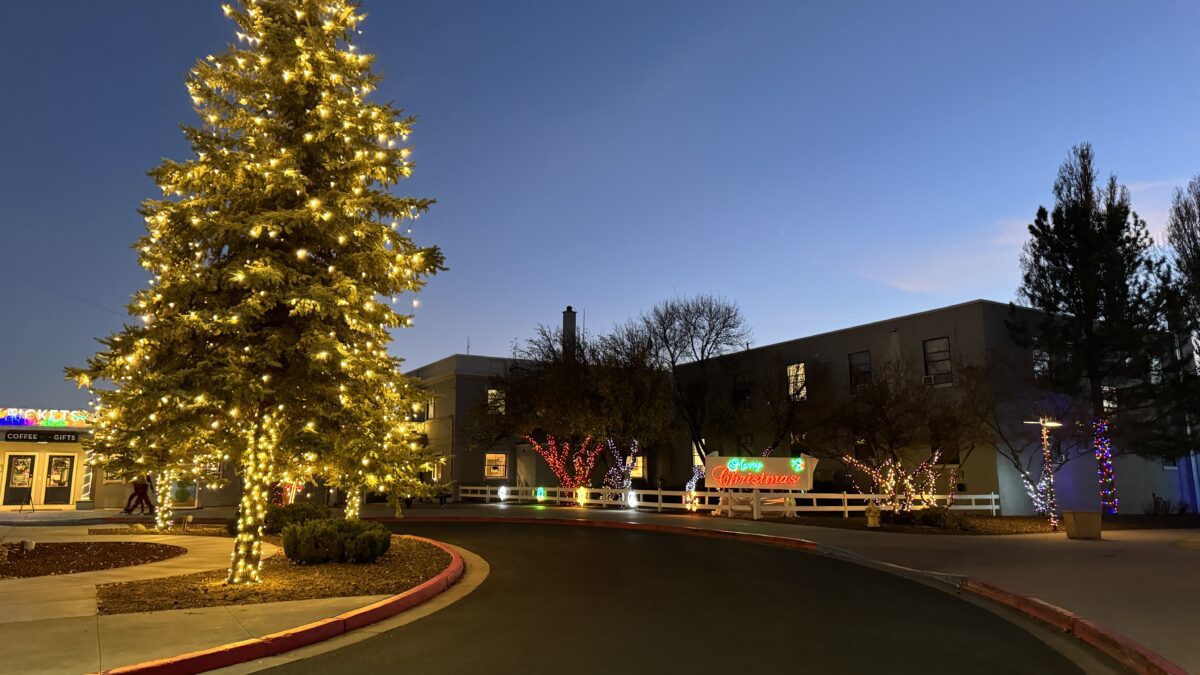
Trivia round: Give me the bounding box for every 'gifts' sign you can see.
[703,455,817,491]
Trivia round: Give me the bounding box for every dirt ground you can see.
[0,542,184,578]
[95,535,451,614]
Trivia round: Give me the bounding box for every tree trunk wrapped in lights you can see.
[69,0,443,584]
[343,485,362,521]
[154,469,175,531]
[527,436,604,488]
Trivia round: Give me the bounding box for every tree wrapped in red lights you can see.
[526,435,603,488]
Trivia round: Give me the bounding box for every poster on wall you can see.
[702,454,818,491]
[47,457,72,488]
[9,457,33,487]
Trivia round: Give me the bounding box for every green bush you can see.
[917,506,973,532]
[224,519,239,536]
[264,501,331,534]
[282,519,392,564]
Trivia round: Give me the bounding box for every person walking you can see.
[122,477,140,514]
[124,475,153,515]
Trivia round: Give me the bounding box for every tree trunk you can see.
[344,486,362,520]
[227,424,275,584]
[154,469,174,531]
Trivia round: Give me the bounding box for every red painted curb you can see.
[957,577,1187,675]
[98,534,464,675]
[1070,617,1189,675]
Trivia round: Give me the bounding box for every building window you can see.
[628,456,645,479]
[484,452,508,479]
[487,388,505,415]
[1102,385,1118,416]
[1032,347,1050,380]
[425,398,436,420]
[1149,357,1164,386]
[786,362,807,401]
[733,373,752,409]
[848,351,872,388]
[692,442,706,468]
[1163,457,1179,471]
[922,337,952,384]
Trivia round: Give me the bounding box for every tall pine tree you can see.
[1014,144,1159,514]
[69,0,442,583]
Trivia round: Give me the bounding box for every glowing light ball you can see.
[497,485,509,501]
[575,485,588,506]
[626,490,638,509]
[535,487,546,503]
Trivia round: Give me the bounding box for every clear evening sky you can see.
[1,1,1198,407]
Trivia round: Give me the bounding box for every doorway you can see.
[3,454,36,506]
[43,455,75,505]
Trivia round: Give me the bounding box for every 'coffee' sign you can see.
[703,454,817,491]
[3,430,82,443]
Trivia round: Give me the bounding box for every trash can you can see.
[1063,511,1102,540]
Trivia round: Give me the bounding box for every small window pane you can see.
[484,452,508,479]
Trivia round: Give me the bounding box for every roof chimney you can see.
[562,306,577,360]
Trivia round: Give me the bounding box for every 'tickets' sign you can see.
[703,454,818,491]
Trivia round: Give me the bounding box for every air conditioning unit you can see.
[922,375,936,386]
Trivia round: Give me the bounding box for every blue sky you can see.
[1,0,1198,407]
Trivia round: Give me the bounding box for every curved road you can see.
[265,522,1086,674]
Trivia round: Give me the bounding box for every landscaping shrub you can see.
[224,519,239,536]
[282,519,392,564]
[264,501,331,534]
[916,506,973,532]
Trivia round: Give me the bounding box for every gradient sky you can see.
[2,0,1199,408]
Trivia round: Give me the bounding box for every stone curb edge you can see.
[387,515,1187,675]
[94,534,465,675]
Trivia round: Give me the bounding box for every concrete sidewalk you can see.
[388,502,1200,673]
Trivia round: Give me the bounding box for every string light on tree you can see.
[1093,419,1118,515]
[526,435,603,488]
[1024,418,1062,530]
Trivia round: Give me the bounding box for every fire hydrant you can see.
[865,503,881,528]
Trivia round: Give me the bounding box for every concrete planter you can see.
[1063,511,1102,540]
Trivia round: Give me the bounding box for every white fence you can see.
[459,485,999,519]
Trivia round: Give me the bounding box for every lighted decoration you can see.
[626,489,639,509]
[1093,418,1119,515]
[344,486,362,520]
[66,0,443,585]
[1024,418,1062,529]
[526,435,604,488]
[685,465,704,492]
[685,490,699,512]
[154,469,174,531]
[602,438,639,490]
[703,455,817,490]
[535,487,546,503]
[575,485,589,506]
[842,452,939,511]
[498,485,509,501]
[0,408,93,428]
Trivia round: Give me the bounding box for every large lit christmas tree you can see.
[70,0,442,583]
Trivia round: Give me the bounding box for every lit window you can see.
[487,388,505,414]
[484,452,508,479]
[848,351,872,388]
[425,398,436,420]
[922,337,952,384]
[692,442,705,468]
[628,456,644,479]
[786,362,807,401]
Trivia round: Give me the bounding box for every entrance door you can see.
[3,454,36,506]
[43,455,75,505]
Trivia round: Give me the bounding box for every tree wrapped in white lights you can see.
[70,0,442,583]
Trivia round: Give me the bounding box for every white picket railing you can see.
[459,485,1000,519]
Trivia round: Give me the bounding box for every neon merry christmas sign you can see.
[0,408,93,429]
[704,455,814,489]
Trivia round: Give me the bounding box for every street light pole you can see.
[1024,418,1063,531]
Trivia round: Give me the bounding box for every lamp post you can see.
[1024,418,1063,531]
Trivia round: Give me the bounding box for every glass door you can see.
[3,454,36,506]
[43,455,75,505]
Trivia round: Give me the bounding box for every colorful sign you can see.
[703,454,817,491]
[0,409,93,429]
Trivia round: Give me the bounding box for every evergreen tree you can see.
[69,0,442,582]
[1167,176,1200,338]
[1014,144,1160,514]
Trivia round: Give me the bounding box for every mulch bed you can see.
[95,535,451,615]
[0,542,185,578]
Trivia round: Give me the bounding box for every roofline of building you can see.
[725,298,1032,360]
